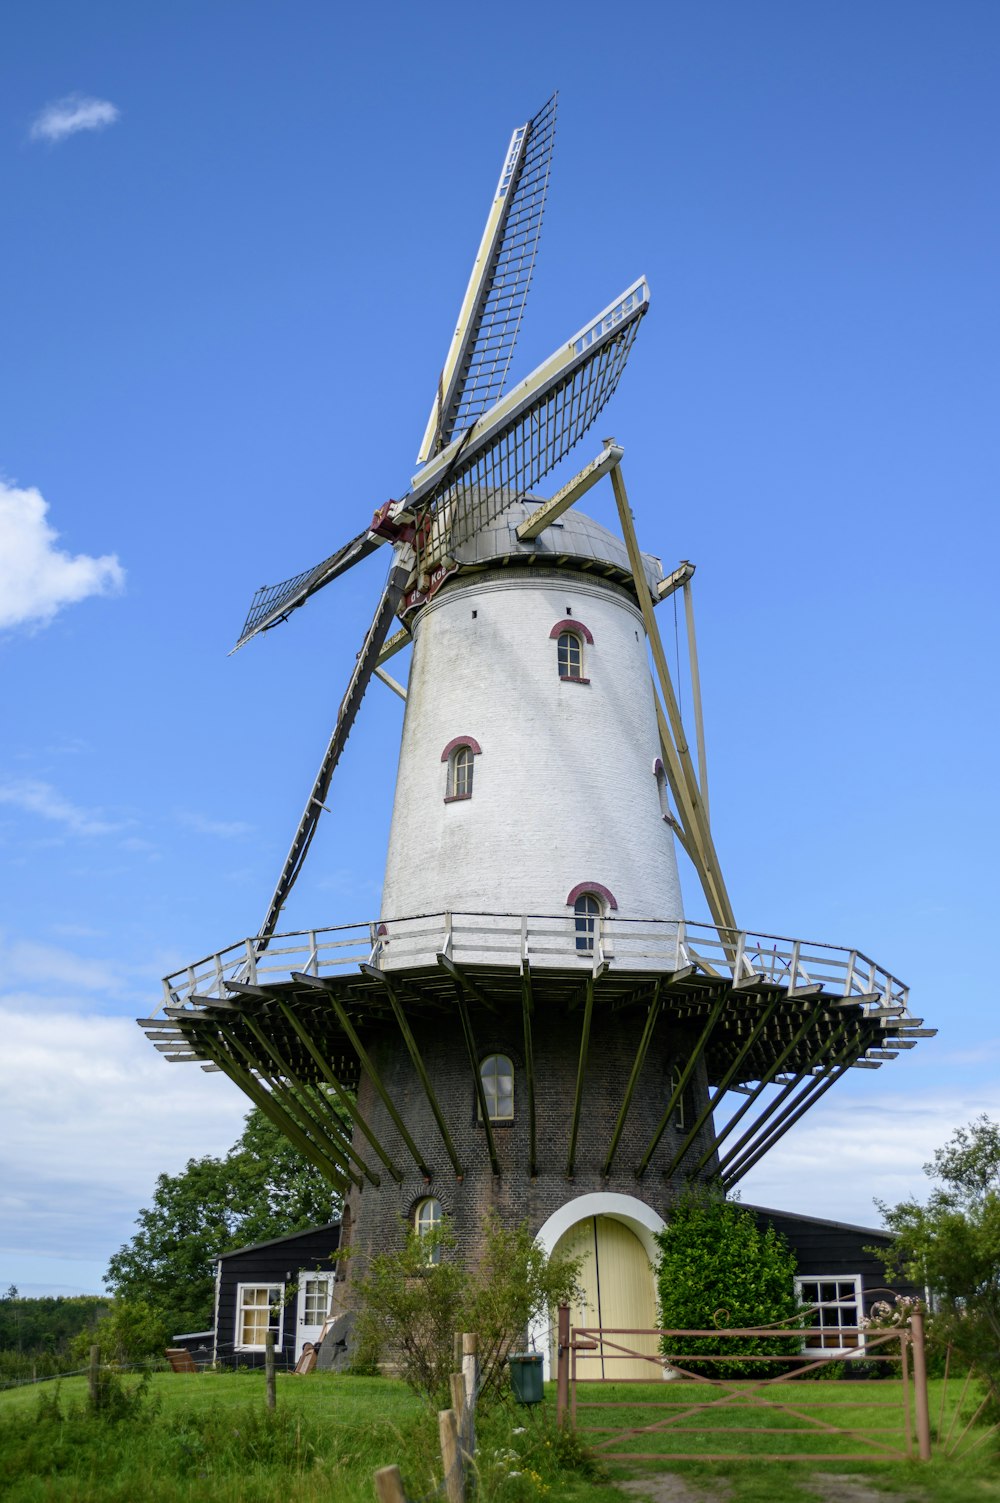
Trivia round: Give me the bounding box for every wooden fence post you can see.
[264,1331,276,1411]
[453,1331,463,1369]
[88,1343,100,1412]
[438,1408,465,1503]
[910,1312,932,1461]
[374,1464,408,1503]
[450,1371,467,1451]
[461,1333,478,1457]
[556,1305,569,1426]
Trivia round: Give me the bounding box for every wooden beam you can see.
[654,560,696,603]
[521,962,537,1178]
[292,973,433,1179]
[602,983,662,1177]
[449,976,501,1177]
[376,625,410,666]
[515,443,624,540]
[664,997,780,1176]
[435,954,500,1014]
[635,989,728,1179]
[360,965,464,1179]
[682,577,709,822]
[374,666,407,701]
[566,979,595,1178]
[277,1002,403,1183]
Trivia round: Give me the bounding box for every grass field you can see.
[0,1371,996,1502]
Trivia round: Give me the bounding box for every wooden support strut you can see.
[601,982,662,1177]
[687,998,836,1177]
[241,1015,380,1185]
[566,979,595,1178]
[361,964,464,1179]
[291,973,433,1180]
[663,996,780,1176]
[207,1035,350,1191]
[520,961,538,1179]
[611,461,737,939]
[443,961,501,1178]
[436,953,501,1014]
[635,987,728,1179]
[712,1016,857,1179]
[277,1002,404,1183]
[224,1021,365,1186]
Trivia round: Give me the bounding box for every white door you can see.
[552,1216,659,1380]
[295,1272,334,1358]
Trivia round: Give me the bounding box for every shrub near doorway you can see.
[655,1191,801,1378]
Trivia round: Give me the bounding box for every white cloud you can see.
[29,94,119,145]
[0,1003,248,1275]
[0,777,120,836]
[177,811,254,839]
[0,481,123,630]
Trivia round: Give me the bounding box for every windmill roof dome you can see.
[450,496,663,594]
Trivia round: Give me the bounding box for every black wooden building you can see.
[172,1222,341,1370]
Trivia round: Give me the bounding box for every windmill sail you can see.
[409,277,649,556]
[232,527,383,653]
[417,94,557,464]
[256,562,409,946]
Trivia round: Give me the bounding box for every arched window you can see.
[450,744,474,798]
[479,1054,514,1120]
[558,630,584,680]
[574,893,602,953]
[414,1197,443,1264]
[441,736,481,802]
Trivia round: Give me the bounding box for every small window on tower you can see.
[449,745,474,799]
[414,1197,444,1265]
[479,1054,514,1120]
[558,630,584,681]
[574,893,602,953]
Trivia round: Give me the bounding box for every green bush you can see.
[655,1190,801,1378]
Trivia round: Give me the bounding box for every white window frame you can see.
[795,1274,865,1358]
[235,1281,285,1352]
[449,744,474,799]
[574,892,602,953]
[414,1197,444,1265]
[478,1054,515,1121]
[557,629,585,680]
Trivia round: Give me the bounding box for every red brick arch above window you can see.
[549,618,594,645]
[565,882,618,911]
[440,736,482,762]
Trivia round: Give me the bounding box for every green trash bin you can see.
[508,1351,544,1405]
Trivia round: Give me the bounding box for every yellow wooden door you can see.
[552,1216,658,1380]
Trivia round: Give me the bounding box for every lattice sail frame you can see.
[418,93,558,459]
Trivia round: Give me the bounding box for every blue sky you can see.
[1,1,997,1295]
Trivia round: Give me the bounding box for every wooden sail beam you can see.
[566,979,595,1178]
[277,1002,404,1183]
[682,577,709,823]
[520,961,538,1178]
[664,996,781,1176]
[601,982,662,1177]
[241,1014,379,1185]
[292,973,433,1180]
[360,965,464,1179]
[635,988,728,1179]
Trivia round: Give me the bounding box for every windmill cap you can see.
[450,495,662,596]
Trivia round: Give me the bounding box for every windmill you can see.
[142,95,932,1368]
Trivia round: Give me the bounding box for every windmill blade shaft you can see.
[256,563,409,947]
[233,528,384,652]
[417,93,557,461]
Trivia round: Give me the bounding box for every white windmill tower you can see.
[143,96,930,1367]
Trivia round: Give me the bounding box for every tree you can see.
[655,1190,801,1377]
[352,1216,582,1407]
[877,1114,1000,1381]
[105,1106,343,1333]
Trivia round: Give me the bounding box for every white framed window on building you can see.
[441,736,482,802]
[414,1197,444,1265]
[479,1054,514,1120]
[235,1283,284,1351]
[795,1276,864,1355]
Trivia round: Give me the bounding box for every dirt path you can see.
[616,1473,929,1503]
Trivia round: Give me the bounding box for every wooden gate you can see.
[554,1305,933,1463]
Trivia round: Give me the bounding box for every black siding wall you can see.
[214,1224,341,1370]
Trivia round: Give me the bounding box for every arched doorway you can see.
[534,1194,664,1381]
